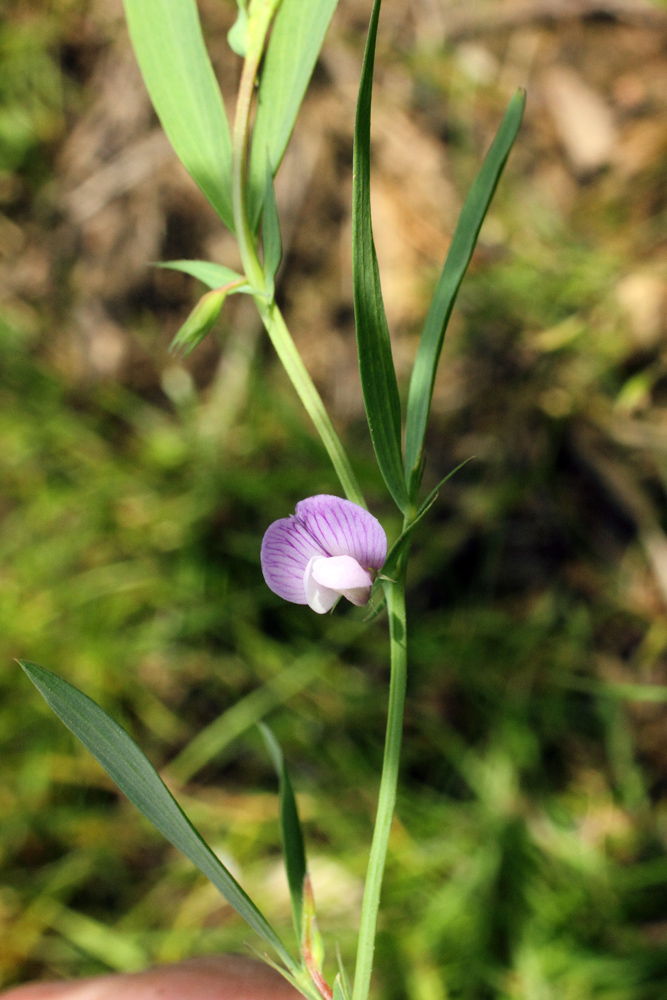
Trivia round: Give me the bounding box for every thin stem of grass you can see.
[352,566,408,1000]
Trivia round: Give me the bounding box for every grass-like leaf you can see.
[334,975,349,1000]
[404,90,526,496]
[353,0,409,515]
[123,0,235,230]
[258,722,307,940]
[262,165,283,290]
[20,660,295,971]
[248,0,338,228]
[157,260,250,292]
[365,458,473,622]
[336,947,353,1000]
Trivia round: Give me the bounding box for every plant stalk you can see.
[230,3,365,507]
[231,0,278,289]
[352,566,408,1000]
[260,302,366,507]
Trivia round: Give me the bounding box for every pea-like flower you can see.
[261,495,387,613]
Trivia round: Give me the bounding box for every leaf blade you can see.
[248,0,338,227]
[262,165,283,289]
[334,975,349,1000]
[404,90,526,494]
[258,722,307,939]
[352,0,409,514]
[364,458,473,622]
[157,260,249,291]
[123,0,234,229]
[20,660,295,970]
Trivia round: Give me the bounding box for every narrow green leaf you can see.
[389,458,473,570]
[248,0,338,227]
[258,722,307,939]
[246,950,321,1000]
[262,163,283,288]
[353,0,409,514]
[158,260,249,292]
[122,0,235,230]
[364,458,473,622]
[404,90,525,495]
[335,946,353,1000]
[334,975,349,1000]
[20,661,295,971]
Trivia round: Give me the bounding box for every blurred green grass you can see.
[3,2,667,998]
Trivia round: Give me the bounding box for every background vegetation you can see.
[3,0,667,997]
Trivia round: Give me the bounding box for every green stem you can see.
[231,0,278,290]
[230,3,365,507]
[259,301,365,507]
[352,568,408,1000]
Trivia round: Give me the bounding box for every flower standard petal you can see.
[294,495,387,570]
[261,516,327,604]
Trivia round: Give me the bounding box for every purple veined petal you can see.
[304,557,340,614]
[261,516,327,604]
[294,495,387,570]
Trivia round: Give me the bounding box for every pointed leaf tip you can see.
[170,287,227,356]
[352,0,409,514]
[122,0,234,229]
[248,0,339,228]
[258,723,307,940]
[404,88,525,495]
[20,660,295,970]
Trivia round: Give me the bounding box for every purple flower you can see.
[261,495,387,614]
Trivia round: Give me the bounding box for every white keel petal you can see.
[311,555,373,592]
[304,558,340,614]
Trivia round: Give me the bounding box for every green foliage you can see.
[169,288,229,357]
[3,2,667,998]
[157,261,247,290]
[258,723,307,941]
[122,0,235,229]
[261,169,283,291]
[21,661,294,969]
[352,0,409,516]
[248,0,339,227]
[333,974,349,1000]
[2,229,667,997]
[404,90,525,499]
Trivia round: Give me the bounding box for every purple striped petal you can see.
[261,495,387,610]
[261,516,327,604]
[294,495,386,570]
